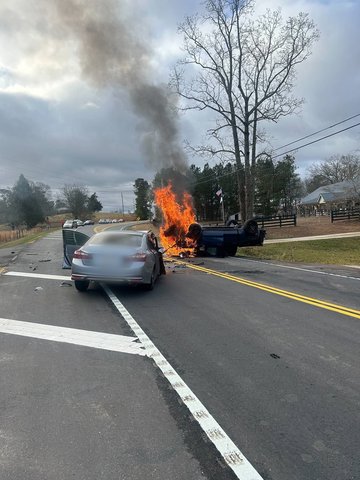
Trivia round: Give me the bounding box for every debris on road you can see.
[39,259,51,263]
[60,281,72,287]
[34,286,43,292]
[270,353,281,359]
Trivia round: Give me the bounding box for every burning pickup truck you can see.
[184,220,265,257]
[155,184,265,257]
[162,220,265,257]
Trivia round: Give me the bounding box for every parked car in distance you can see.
[112,219,118,223]
[83,220,94,225]
[63,219,77,229]
[70,230,166,292]
[98,219,106,224]
[73,219,84,227]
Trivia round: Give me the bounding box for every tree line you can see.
[0,174,103,228]
[134,155,301,221]
[134,153,360,221]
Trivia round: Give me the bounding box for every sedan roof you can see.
[94,230,146,237]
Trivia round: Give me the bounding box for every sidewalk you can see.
[266,231,360,244]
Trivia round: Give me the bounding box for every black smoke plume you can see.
[53,0,187,172]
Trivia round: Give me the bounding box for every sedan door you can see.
[62,229,90,268]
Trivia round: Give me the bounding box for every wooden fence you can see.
[254,214,297,228]
[0,226,59,244]
[330,208,360,223]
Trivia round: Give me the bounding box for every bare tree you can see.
[307,154,360,184]
[62,185,89,218]
[171,0,319,220]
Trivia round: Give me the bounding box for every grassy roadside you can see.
[238,237,360,265]
[0,228,60,249]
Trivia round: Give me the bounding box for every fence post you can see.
[331,210,334,223]
[279,216,282,228]
[294,214,297,226]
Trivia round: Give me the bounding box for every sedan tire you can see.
[74,280,90,292]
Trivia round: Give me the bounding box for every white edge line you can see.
[5,271,71,281]
[103,284,264,480]
[241,258,360,282]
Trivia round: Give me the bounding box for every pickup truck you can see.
[185,220,266,257]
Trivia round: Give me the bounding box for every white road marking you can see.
[0,317,145,356]
[231,258,360,282]
[103,285,263,480]
[5,271,71,281]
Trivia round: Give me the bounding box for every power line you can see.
[273,113,360,151]
[187,113,360,185]
[273,121,360,159]
[188,120,360,187]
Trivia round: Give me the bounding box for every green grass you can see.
[0,229,60,249]
[238,237,360,265]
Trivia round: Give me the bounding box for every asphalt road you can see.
[1,225,359,480]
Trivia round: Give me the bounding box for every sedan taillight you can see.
[73,249,92,260]
[127,253,147,262]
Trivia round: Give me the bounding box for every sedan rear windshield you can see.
[89,234,142,247]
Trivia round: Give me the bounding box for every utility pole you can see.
[121,192,124,215]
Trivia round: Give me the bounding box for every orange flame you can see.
[154,183,196,256]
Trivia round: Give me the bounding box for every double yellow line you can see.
[178,261,360,320]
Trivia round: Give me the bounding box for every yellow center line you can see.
[175,260,360,320]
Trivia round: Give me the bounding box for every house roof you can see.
[301,180,359,205]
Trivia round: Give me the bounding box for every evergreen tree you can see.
[274,155,303,214]
[134,178,151,220]
[87,192,103,213]
[8,174,46,227]
[255,158,275,216]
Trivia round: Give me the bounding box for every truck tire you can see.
[186,223,202,241]
[243,219,258,235]
[226,245,238,256]
[226,219,238,227]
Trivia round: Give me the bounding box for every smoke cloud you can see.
[52,0,187,172]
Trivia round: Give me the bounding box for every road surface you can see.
[0,225,359,480]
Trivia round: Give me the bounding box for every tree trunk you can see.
[243,103,252,220]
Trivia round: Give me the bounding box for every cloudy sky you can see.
[0,0,359,210]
